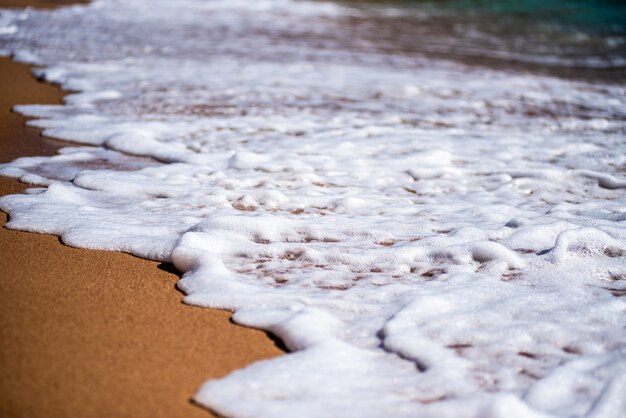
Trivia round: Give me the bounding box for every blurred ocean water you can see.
[339,0,626,80]
[351,0,626,30]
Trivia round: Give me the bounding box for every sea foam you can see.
[0,0,625,417]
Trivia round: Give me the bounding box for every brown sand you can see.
[0,0,84,8]
[0,2,284,417]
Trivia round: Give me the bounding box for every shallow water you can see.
[337,0,626,81]
[1,0,625,417]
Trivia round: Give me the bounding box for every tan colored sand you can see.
[0,0,84,8]
[0,4,284,417]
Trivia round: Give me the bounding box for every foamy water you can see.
[1,0,625,417]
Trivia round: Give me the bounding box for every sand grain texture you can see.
[0,3,284,417]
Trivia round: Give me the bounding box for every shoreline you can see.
[0,3,283,417]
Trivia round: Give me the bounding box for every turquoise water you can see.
[418,0,626,33]
[340,0,626,80]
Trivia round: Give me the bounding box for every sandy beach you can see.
[0,2,283,417]
[2,0,624,416]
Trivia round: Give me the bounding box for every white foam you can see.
[0,0,625,417]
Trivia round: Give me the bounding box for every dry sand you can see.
[0,2,284,417]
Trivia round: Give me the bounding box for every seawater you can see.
[400,0,626,30]
[0,0,625,417]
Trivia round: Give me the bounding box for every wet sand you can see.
[0,2,284,417]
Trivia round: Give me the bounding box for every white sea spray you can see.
[1,0,625,417]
